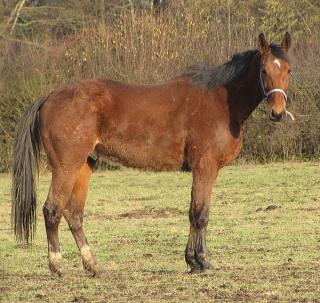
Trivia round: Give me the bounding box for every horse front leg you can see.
[185,157,218,273]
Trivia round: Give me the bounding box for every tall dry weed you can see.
[0,1,319,171]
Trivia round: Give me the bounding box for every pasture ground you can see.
[0,162,319,302]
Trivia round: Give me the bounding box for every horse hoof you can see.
[189,262,211,274]
[189,267,201,274]
[48,253,66,277]
[49,262,67,277]
[195,253,212,271]
[200,259,212,271]
[187,261,202,274]
[188,258,212,273]
[83,260,106,277]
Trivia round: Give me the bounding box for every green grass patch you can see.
[1,162,320,302]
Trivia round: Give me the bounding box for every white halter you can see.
[260,69,288,101]
[259,69,295,120]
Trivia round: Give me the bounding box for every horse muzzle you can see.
[269,109,285,122]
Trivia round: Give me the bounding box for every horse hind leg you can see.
[43,169,78,276]
[63,159,102,276]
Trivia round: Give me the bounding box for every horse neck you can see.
[227,53,264,124]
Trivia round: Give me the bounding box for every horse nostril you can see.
[270,110,284,122]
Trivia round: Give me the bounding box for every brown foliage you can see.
[0,1,319,171]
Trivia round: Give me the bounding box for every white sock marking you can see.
[49,252,62,262]
[81,245,93,261]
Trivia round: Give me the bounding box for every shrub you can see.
[0,1,319,171]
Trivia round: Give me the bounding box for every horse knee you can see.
[43,202,62,229]
[189,205,209,229]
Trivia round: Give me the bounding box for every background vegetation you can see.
[0,0,320,171]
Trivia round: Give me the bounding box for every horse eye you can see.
[288,69,292,74]
[261,69,266,74]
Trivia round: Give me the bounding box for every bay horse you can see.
[12,32,292,275]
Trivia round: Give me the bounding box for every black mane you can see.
[186,44,289,90]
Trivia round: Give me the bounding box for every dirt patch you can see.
[142,253,153,259]
[127,195,160,202]
[294,207,320,212]
[72,295,89,303]
[256,205,280,212]
[97,206,185,220]
[118,206,184,219]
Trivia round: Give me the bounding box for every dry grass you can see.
[1,162,320,302]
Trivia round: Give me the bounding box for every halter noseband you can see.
[259,68,295,121]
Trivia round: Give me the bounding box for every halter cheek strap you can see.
[260,69,295,121]
[259,70,288,101]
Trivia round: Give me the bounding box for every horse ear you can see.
[281,32,291,52]
[258,33,270,54]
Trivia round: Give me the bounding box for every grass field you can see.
[0,162,320,302]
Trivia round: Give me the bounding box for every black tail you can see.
[12,98,46,242]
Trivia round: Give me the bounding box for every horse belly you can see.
[98,131,186,171]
